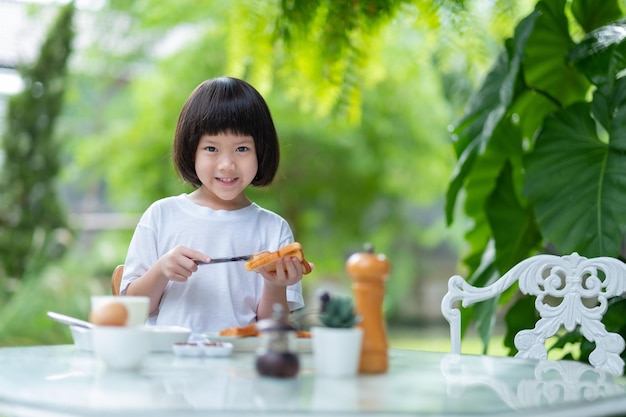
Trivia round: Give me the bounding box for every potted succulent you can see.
[311,292,363,377]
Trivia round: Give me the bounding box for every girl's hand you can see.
[257,257,306,287]
[157,245,210,282]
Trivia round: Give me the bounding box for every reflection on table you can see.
[0,345,625,417]
[441,353,626,414]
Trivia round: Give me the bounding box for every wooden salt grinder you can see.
[347,243,391,373]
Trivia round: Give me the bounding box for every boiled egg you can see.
[89,302,128,326]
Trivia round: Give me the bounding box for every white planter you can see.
[311,326,363,377]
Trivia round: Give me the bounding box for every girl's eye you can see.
[204,146,217,152]
[236,146,249,152]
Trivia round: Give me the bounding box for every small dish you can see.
[172,342,204,357]
[202,342,233,357]
[202,333,312,353]
[172,342,233,358]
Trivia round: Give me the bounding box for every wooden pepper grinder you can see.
[346,243,391,373]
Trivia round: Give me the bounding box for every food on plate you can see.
[89,302,128,326]
[219,323,258,337]
[244,242,312,274]
[219,323,311,338]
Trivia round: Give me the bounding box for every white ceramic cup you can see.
[90,295,150,326]
[92,326,151,371]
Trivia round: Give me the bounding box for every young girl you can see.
[120,77,307,335]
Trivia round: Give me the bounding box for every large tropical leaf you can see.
[571,0,623,33]
[523,78,626,256]
[445,10,540,225]
[523,0,589,107]
[486,161,542,273]
[462,117,527,271]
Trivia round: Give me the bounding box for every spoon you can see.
[47,311,93,329]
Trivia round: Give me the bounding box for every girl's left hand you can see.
[257,257,304,287]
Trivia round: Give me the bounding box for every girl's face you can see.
[192,132,258,210]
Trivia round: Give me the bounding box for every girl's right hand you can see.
[157,245,210,282]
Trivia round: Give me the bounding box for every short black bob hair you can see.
[173,77,280,188]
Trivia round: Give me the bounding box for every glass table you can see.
[0,345,625,416]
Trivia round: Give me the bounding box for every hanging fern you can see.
[223,0,403,121]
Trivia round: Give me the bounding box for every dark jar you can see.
[255,304,300,378]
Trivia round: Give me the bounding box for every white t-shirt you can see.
[120,194,305,334]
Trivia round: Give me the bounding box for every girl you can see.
[120,77,307,335]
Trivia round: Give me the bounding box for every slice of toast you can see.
[244,242,312,274]
[219,323,258,337]
[218,323,311,338]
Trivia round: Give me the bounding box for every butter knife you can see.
[194,254,255,265]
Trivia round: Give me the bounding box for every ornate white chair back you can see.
[440,252,626,375]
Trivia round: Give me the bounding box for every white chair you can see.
[441,252,626,375]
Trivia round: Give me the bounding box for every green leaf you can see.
[474,297,498,354]
[523,0,589,107]
[504,295,538,355]
[446,11,540,225]
[568,20,626,89]
[571,0,623,33]
[510,89,560,142]
[592,77,626,151]
[486,161,542,273]
[462,242,498,350]
[460,117,523,269]
[523,78,626,256]
[604,298,626,331]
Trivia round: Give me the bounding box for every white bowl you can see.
[71,325,191,352]
[92,326,151,371]
[147,325,191,351]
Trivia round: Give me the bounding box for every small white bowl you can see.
[172,342,233,358]
[92,326,151,371]
[172,342,204,357]
[202,342,233,358]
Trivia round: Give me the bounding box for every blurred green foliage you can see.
[0,2,75,305]
[1,0,535,345]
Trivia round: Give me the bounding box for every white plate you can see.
[71,325,191,352]
[203,333,312,353]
